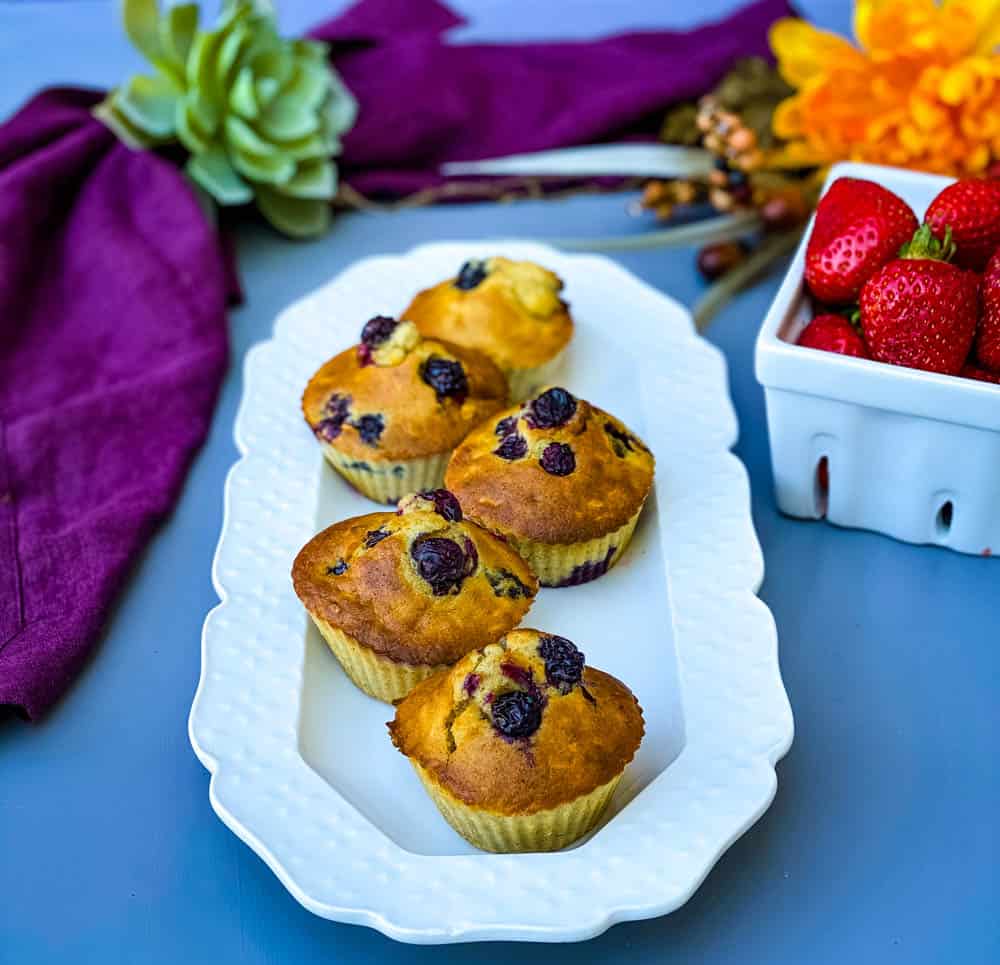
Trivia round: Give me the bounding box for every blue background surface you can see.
[1,2,997,963]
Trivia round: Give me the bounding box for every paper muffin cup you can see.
[411,761,621,852]
[504,502,645,587]
[320,445,451,504]
[505,348,567,403]
[309,615,446,703]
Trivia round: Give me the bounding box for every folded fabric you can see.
[0,89,231,720]
[315,0,793,199]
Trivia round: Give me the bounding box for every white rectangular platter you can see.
[189,241,793,943]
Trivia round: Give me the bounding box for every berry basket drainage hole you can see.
[813,456,830,519]
[934,500,954,540]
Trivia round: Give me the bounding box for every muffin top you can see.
[292,490,538,667]
[444,387,655,544]
[389,628,644,815]
[402,257,574,370]
[301,317,508,461]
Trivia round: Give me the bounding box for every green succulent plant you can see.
[95,0,357,237]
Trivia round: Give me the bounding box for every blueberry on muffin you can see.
[389,628,644,852]
[302,317,508,503]
[444,387,654,586]
[291,490,538,703]
[401,257,574,401]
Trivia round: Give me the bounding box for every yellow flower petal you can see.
[770,18,863,87]
[968,143,991,169]
[772,96,804,139]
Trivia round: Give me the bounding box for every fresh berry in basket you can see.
[975,249,1000,371]
[960,362,1000,385]
[797,313,870,358]
[859,226,978,375]
[805,178,918,304]
[924,179,1000,272]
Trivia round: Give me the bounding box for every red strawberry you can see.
[960,363,1000,385]
[975,249,1000,370]
[925,178,1000,272]
[805,177,918,304]
[860,226,979,375]
[798,314,870,358]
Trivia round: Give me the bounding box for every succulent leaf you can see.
[159,4,199,74]
[281,159,337,199]
[186,144,254,204]
[256,187,331,237]
[93,97,160,150]
[114,73,181,138]
[123,0,164,65]
[229,66,259,119]
[96,0,355,237]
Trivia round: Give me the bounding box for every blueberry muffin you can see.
[389,628,644,852]
[302,317,508,503]
[402,257,574,401]
[292,490,538,703]
[444,387,654,586]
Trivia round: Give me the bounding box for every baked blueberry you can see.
[500,661,535,689]
[494,433,528,461]
[352,413,384,446]
[315,393,352,441]
[491,689,543,739]
[361,315,398,347]
[421,356,469,401]
[494,415,518,437]
[540,442,575,476]
[538,634,585,691]
[454,259,488,291]
[410,535,477,595]
[526,387,577,429]
[604,421,645,457]
[485,568,534,599]
[364,527,391,548]
[422,488,463,522]
[554,547,616,587]
[326,558,349,576]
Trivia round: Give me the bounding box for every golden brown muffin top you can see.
[389,628,644,815]
[301,317,508,461]
[402,257,574,371]
[444,387,655,545]
[291,490,538,667]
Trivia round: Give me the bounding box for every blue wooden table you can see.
[2,2,997,963]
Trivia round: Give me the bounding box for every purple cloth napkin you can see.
[317,0,793,198]
[0,89,230,719]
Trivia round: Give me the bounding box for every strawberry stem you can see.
[899,223,956,262]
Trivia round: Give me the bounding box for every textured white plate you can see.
[189,241,793,943]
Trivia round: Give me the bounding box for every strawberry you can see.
[805,177,918,304]
[797,313,870,358]
[860,226,979,375]
[975,249,1000,371]
[960,363,1000,385]
[924,178,1000,272]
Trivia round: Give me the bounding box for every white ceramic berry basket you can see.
[756,161,1000,557]
[190,241,794,943]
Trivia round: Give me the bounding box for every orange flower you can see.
[770,0,1000,176]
